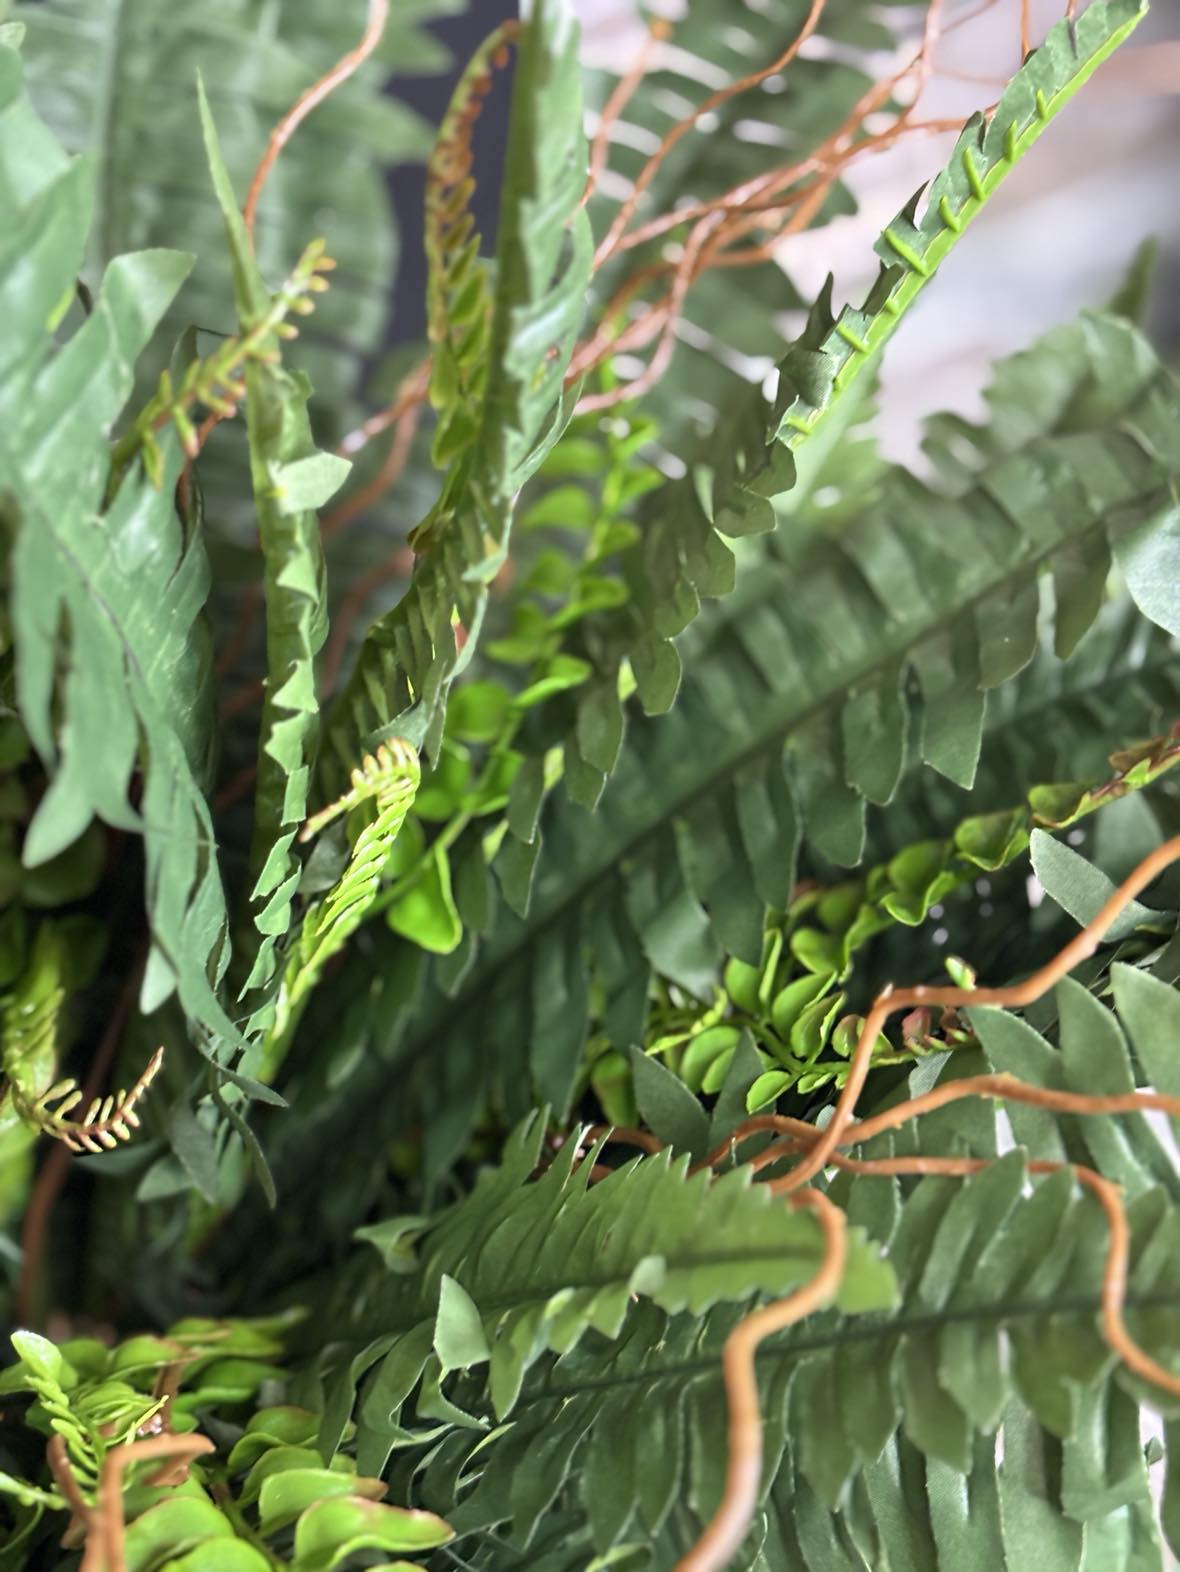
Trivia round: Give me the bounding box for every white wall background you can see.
[569,0,1180,467]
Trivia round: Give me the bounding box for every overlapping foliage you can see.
[1,0,1179,1568]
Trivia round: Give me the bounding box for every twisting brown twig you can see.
[79,1434,216,1572]
[774,834,1180,1195]
[322,376,427,540]
[594,0,829,268]
[582,17,672,207]
[675,1188,847,1572]
[318,548,415,698]
[243,0,391,242]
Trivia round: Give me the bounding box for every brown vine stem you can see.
[318,548,415,698]
[582,17,672,207]
[322,380,426,542]
[80,1433,216,1572]
[675,1188,847,1572]
[243,0,391,242]
[773,833,1180,1195]
[593,0,829,269]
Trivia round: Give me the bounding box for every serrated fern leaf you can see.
[318,1112,894,1482]
[0,41,236,1042]
[196,80,350,998]
[322,0,593,777]
[256,740,420,1077]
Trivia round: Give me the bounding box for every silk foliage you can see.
[1,1,1179,1568]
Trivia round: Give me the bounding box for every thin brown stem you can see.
[243,0,391,241]
[673,1189,847,1572]
[582,18,672,207]
[772,834,1180,1194]
[595,0,829,268]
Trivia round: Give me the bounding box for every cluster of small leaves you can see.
[598,726,1180,1119]
[0,1312,453,1569]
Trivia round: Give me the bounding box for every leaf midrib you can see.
[526,1284,1180,1403]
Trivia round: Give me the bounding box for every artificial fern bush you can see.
[1,0,1180,1565]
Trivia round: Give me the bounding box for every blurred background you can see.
[388,0,1180,468]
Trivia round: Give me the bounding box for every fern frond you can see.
[864,598,1180,861]
[317,1112,895,1478]
[322,0,594,778]
[615,725,1180,1118]
[13,1045,164,1155]
[6,1331,105,1499]
[276,304,1180,1191]
[256,741,420,1076]
[420,1,1153,935]
[196,81,350,999]
[324,962,1180,1564]
[0,41,238,1046]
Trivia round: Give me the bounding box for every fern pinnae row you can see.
[674,834,1180,1570]
[13,1046,166,1154]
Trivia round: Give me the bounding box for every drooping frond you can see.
[1,924,165,1156]
[12,1048,164,1156]
[0,40,236,1043]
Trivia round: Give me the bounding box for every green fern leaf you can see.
[322,0,594,777]
[196,80,350,998]
[318,1112,895,1481]
[0,40,237,1043]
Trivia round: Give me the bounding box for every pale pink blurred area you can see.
[570,0,1180,468]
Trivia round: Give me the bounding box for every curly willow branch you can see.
[243,0,390,241]
[78,1433,216,1572]
[650,833,1180,1572]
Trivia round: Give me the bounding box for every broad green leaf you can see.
[386,847,462,955]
